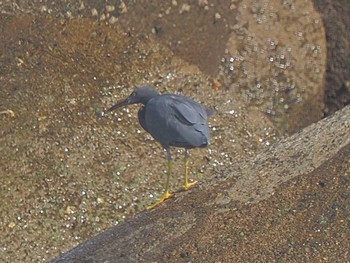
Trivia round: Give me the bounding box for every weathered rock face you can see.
[0,0,349,262]
[117,0,327,135]
[51,105,350,263]
[313,0,350,114]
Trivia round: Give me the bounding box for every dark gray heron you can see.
[107,86,213,209]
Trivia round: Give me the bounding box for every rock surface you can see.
[313,0,350,114]
[0,0,349,262]
[51,105,350,262]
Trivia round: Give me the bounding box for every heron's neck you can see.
[140,94,159,105]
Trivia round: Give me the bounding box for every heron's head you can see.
[107,86,159,112]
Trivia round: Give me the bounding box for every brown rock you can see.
[51,106,350,262]
[313,0,350,114]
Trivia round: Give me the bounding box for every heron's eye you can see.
[131,92,136,97]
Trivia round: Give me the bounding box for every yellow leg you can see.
[147,159,174,210]
[182,150,197,190]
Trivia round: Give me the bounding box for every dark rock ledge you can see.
[51,105,350,262]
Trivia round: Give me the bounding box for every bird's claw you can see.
[183,180,198,190]
[147,191,174,210]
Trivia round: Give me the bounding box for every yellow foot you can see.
[147,191,174,210]
[183,180,198,190]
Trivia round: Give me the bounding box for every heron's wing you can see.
[173,102,200,125]
[168,95,211,147]
[170,96,208,126]
[145,94,211,148]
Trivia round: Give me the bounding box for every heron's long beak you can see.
[106,97,130,112]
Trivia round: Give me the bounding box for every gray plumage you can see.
[107,86,213,151]
[107,86,213,209]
